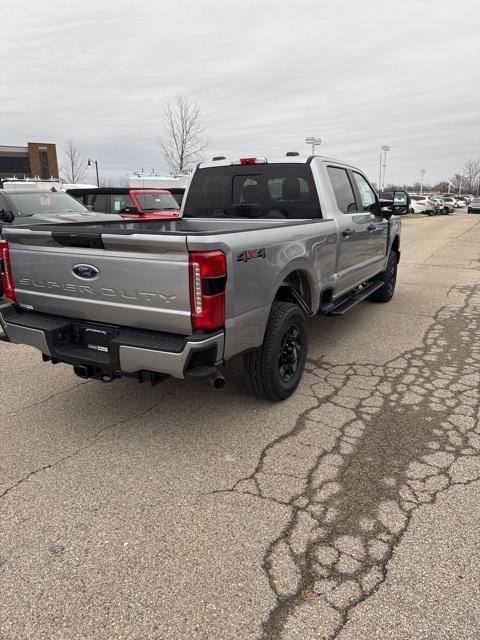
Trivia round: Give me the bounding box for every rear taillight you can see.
[0,240,15,301]
[189,251,226,330]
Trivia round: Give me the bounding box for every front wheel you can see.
[243,302,308,401]
[369,250,398,303]
[443,206,449,214]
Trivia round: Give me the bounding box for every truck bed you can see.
[16,216,324,237]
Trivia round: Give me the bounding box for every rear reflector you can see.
[0,240,15,301]
[232,157,267,165]
[189,251,226,330]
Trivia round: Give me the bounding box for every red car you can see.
[67,187,181,219]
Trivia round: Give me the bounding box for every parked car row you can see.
[407,194,463,216]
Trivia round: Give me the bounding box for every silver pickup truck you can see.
[0,155,408,400]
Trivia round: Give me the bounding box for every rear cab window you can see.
[183,163,321,219]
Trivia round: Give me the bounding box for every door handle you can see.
[367,224,377,231]
[342,228,354,237]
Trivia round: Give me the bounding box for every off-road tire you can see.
[243,302,308,401]
[369,250,398,303]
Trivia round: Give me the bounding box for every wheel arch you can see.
[390,234,400,263]
[273,268,315,316]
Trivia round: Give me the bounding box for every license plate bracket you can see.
[77,324,117,353]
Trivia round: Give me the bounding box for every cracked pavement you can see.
[1,212,480,639]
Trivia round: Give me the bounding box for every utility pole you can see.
[381,145,391,191]
[87,158,100,186]
[378,152,382,194]
[305,136,322,156]
[420,168,426,195]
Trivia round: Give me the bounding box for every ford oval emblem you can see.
[72,264,100,279]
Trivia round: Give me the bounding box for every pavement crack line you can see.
[0,387,176,502]
[203,284,480,640]
[0,379,93,417]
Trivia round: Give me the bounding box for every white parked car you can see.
[409,195,430,213]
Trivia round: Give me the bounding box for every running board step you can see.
[186,365,217,379]
[328,281,383,316]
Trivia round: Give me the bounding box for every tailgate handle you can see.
[52,233,105,249]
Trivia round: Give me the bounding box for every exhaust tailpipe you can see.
[210,372,226,391]
[74,364,92,379]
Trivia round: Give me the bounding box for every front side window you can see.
[352,172,377,211]
[327,166,357,214]
[134,192,179,211]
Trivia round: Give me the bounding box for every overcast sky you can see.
[1,0,479,186]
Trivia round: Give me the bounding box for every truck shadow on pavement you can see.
[208,285,480,639]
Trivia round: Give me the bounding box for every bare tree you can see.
[449,172,465,194]
[61,140,87,184]
[434,181,449,193]
[462,159,480,193]
[159,96,208,173]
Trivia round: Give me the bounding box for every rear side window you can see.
[111,194,134,212]
[87,194,109,212]
[183,164,321,219]
[327,167,357,214]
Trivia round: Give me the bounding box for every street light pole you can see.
[378,152,382,194]
[87,158,99,186]
[420,168,426,195]
[381,145,391,192]
[305,136,322,156]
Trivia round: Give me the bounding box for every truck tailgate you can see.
[3,228,192,334]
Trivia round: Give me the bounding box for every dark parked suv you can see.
[0,188,90,226]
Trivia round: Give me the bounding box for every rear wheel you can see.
[243,302,308,401]
[369,251,398,303]
[443,206,449,214]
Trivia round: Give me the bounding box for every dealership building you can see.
[0,142,59,181]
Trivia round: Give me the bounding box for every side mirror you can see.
[0,209,14,223]
[392,190,410,215]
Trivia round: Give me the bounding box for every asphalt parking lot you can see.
[1,210,480,640]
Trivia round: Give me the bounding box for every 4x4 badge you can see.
[237,247,266,263]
